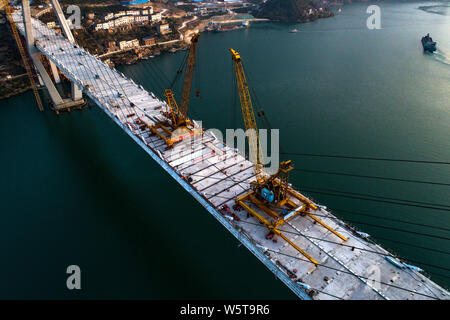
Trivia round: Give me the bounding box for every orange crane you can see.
[166,33,200,128]
[148,34,201,148]
[230,48,299,207]
[2,0,44,111]
[230,48,347,266]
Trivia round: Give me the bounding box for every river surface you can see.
[0,2,449,299]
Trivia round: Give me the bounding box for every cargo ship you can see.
[421,34,437,52]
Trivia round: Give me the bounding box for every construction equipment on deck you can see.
[230,48,347,266]
[3,0,44,111]
[148,34,202,148]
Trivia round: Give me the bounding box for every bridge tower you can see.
[20,0,85,113]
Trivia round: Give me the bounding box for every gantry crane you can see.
[230,48,347,265]
[148,34,201,148]
[3,0,44,111]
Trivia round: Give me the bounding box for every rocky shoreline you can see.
[103,42,189,68]
[0,79,31,100]
[0,18,31,100]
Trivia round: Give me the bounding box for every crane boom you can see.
[230,48,263,182]
[152,34,202,149]
[164,88,180,125]
[179,33,200,119]
[3,0,44,111]
[165,33,200,127]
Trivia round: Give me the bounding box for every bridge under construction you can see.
[5,0,450,300]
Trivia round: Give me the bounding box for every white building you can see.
[115,11,127,18]
[151,13,162,23]
[127,10,140,16]
[95,8,156,31]
[114,15,135,27]
[157,23,171,35]
[141,7,153,15]
[104,13,114,21]
[95,21,114,30]
[118,39,139,50]
[135,16,149,23]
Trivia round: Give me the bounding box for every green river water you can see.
[0,2,449,298]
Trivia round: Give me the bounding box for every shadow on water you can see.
[36,108,296,299]
[39,110,220,298]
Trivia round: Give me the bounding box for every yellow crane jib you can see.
[230,48,264,183]
[179,33,200,120]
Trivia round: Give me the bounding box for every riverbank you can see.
[0,77,31,100]
[1,0,333,99]
[0,17,31,100]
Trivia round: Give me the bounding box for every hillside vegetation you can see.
[254,0,334,23]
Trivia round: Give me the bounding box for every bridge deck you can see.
[12,9,450,300]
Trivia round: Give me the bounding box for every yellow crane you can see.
[3,0,44,111]
[148,34,201,148]
[230,49,264,184]
[230,48,296,205]
[230,48,347,266]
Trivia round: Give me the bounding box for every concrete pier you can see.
[49,60,61,84]
[22,0,84,111]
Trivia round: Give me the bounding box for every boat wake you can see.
[432,49,450,66]
[418,5,450,16]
